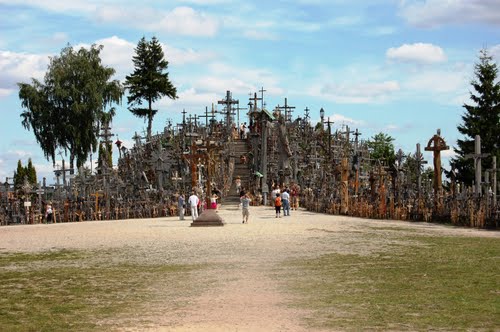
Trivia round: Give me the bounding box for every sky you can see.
[0,0,499,185]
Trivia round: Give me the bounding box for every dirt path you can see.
[1,205,497,331]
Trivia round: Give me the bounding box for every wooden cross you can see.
[424,129,449,210]
[259,86,266,110]
[249,92,261,112]
[217,90,238,131]
[465,135,490,196]
[90,191,104,214]
[276,98,296,122]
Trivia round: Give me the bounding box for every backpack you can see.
[275,197,282,207]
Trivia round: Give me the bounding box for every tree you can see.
[26,158,37,185]
[367,132,396,167]
[125,36,178,140]
[19,44,123,170]
[13,159,37,189]
[13,160,25,190]
[451,49,500,184]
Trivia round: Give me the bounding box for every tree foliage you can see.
[451,49,500,184]
[18,44,123,170]
[367,132,396,167]
[13,159,37,189]
[125,36,178,140]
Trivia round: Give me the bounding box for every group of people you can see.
[177,190,220,222]
[176,183,295,224]
[271,186,291,218]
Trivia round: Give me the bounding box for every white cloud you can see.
[0,50,48,96]
[441,149,457,159]
[327,114,364,126]
[76,36,216,80]
[1,2,220,37]
[400,0,500,27]
[0,88,12,97]
[404,70,467,94]
[386,43,447,64]
[491,44,500,60]
[310,80,400,103]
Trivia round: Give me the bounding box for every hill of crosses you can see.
[1,89,498,228]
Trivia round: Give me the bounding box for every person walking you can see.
[178,193,185,220]
[240,193,251,223]
[274,193,282,218]
[188,191,199,221]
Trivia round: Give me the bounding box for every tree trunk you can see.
[147,97,153,141]
[70,154,75,175]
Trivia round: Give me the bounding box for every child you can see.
[274,193,282,218]
[240,194,251,223]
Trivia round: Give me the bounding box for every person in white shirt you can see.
[188,191,199,221]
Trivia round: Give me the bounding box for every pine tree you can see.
[14,160,25,189]
[367,132,396,167]
[125,36,178,140]
[26,158,37,185]
[451,49,500,184]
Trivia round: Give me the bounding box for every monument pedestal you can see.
[191,209,224,227]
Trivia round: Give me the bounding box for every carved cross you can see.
[424,129,449,210]
[465,135,490,196]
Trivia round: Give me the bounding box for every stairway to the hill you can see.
[224,140,251,205]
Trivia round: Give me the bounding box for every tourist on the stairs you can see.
[235,176,241,194]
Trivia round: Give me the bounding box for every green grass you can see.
[0,249,204,331]
[283,236,500,331]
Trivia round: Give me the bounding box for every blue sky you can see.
[0,0,499,184]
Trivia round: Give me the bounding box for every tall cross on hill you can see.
[259,87,266,110]
[217,90,238,131]
[277,98,295,122]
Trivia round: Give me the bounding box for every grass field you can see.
[0,249,205,331]
[282,235,500,331]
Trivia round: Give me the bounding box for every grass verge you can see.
[0,249,204,331]
[283,236,500,331]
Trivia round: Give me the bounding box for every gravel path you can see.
[1,205,497,331]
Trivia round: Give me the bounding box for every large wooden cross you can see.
[465,135,490,196]
[276,98,296,122]
[425,129,449,210]
[217,90,238,132]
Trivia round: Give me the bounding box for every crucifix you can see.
[249,92,261,112]
[276,98,296,122]
[424,129,449,211]
[465,135,490,196]
[259,86,266,110]
[217,90,238,133]
[90,191,104,216]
